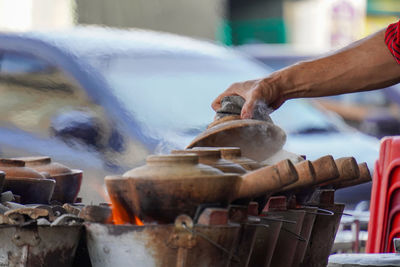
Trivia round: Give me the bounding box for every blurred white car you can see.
[0,27,378,205]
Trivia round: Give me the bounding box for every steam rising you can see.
[252,100,274,123]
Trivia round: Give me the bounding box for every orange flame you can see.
[96,181,144,226]
[134,215,144,226]
[110,200,144,226]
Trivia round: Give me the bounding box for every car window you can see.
[93,54,338,137]
[0,53,52,74]
[0,51,99,137]
[95,55,269,134]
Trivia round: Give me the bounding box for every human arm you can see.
[212,28,400,119]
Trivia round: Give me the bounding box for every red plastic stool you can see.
[367,137,400,253]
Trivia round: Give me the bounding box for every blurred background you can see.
[0,0,398,252]
[2,0,400,141]
[0,0,397,46]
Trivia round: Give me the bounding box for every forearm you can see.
[274,29,400,100]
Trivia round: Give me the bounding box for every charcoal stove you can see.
[86,215,241,267]
[0,146,371,267]
[0,225,82,267]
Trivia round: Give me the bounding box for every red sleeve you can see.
[385,21,400,64]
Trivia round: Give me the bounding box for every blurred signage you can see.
[0,0,74,31]
[284,0,366,51]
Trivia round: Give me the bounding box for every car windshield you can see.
[89,53,337,137]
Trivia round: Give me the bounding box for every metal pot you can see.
[86,216,241,267]
[105,154,298,223]
[248,216,283,267]
[0,225,81,267]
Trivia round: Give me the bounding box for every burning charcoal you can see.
[49,200,62,206]
[26,205,66,222]
[3,201,25,210]
[0,214,14,225]
[6,213,25,225]
[27,205,57,221]
[0,204,9,214]
[78,205,112,223]
[1,191,15,202]
[62,203,82,216]
[5,207,49,220]
[51,214,83,226]
[52,206,67,217]
[37,218,51,226]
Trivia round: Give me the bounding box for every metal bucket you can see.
[0,225,82,267]
[302,203,345,267]
[291,207,318,267]
[230,223,257,267]
[248,216,283,267]
[85,216,241,267]
[263,209,306,267]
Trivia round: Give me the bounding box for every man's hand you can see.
[211,76,286,119]
[212,29,400,119]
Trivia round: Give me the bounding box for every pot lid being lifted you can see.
[187,119,286,162]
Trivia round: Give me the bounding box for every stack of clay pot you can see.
[0,157,82,204]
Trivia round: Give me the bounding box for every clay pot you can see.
[318,157,359,187]
[171,147,247,174]
[208,115,241,129]
[105,153,298,223]
[331,162,370,190]
[0,159,45,179]
[3,178,55,204]
[311,155,340,186]
[280,155,341,192]
[281,160,316,192]
[261,149,304,166]
[50,170,82,203]
[16,156,71,175]
[219,147,262,171]
[13,156,83,203]
[187,118,286,162]
[0,159,55,204]
[0,171,4,193]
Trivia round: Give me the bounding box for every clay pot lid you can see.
[220,147,262,169]
[146,154,200,164]
[172,147,221,157]
[12,156,72,176]
[0,159,45,179]
[187,119,286,162]
[122,153,226,179]
[172,147,247,174]
[220,147,242,157]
